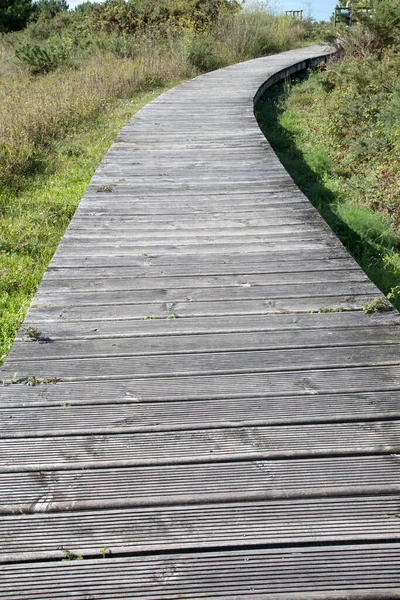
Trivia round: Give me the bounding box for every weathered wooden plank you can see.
[1,455,399,514]
[64,225,324,242]
[39,270,368,293]
[16,311,400,342]
[23,295,382,322]
[49,248,351,267]
[2,365,400,407]
[4,344,400,382]
[1,390,400,438]
[43,258,360,280]
[54,239,340,259]
[30,282,378,308]
[78,198,308,212]
[8,326,400,362]
[1,497,400,563]
[67,214,318,230]
[0,544,399,599]
[1,545,400,599]
[0,420,399,472]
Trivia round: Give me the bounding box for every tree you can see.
[33,0,69,19]
[91,0,242,35]
[0,0,35,32]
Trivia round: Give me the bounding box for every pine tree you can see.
[0,0,35,32]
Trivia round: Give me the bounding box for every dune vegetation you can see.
[256,0,400,309]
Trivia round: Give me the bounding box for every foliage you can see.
[33,0,69,20]
[188,33,220,71]
[256,25,400,311]
[335,0,400,58]
[0,0,34,32]
[355,0,400,57]
[362,297,393,313]
[338,0,372,7]
[14,38,70,73]
[0,87,168,364]
[90,0,242,35]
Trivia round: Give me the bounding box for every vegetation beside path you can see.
[0,0,316,364]
[256,0,400,310]
[0,88,171,364]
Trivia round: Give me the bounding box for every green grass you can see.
[255,64,400,312]
[0,85,173,364]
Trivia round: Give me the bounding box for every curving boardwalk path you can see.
[1,45,400,598]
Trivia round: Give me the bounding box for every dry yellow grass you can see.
[0,51,187,189]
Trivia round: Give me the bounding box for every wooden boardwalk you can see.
[1,45,400,598]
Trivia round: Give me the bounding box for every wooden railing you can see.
[285,10,303,19]
[335,5,373,26]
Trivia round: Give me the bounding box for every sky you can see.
[67,0,336,23]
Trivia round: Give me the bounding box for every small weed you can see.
[387,286,400,301]
[22,327,53,343]
[25,375,40,387]
[62,549,84,561]
[100,547,111,558]
[23,327,40,341]
[42,376,63,384]
[96,184,114,193]
[167,315,177,319]
[8,375,62,386]
[362,298,393,314]
[142,316,154,320]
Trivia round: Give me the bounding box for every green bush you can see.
[90,0,242,35]
[0,0,35,33]
[14,39,70,74]
[26,10,76,40]
[356,0,400,57]
[100,32,138,58]
[337,0,400,59]
[188,34,220,71]
[33,0,69,20]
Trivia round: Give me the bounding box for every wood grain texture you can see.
[1,45,400,598]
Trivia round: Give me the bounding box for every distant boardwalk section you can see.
[1,45,400,598]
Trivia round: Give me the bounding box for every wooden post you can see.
[285,10,304,19]
[335,4,373,25]
[335,5,352,25]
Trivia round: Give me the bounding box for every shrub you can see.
[33,0,69,20]
[99,32,138,59]
[0,0,35,33]
[14,39,70,74]
[90,0,242,36]
[337,0,400,59]
[188,34,220,71]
